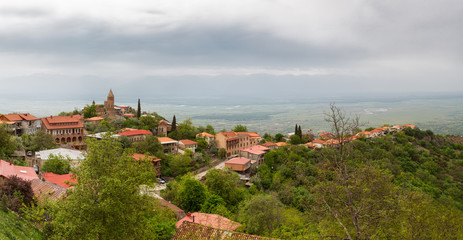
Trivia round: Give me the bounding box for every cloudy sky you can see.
[0,0,462,103]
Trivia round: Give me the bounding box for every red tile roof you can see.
[42,172,76,188]
[85,117,104,121]
[158,137,177,143]
[275,142,289,147]
[176,212,241,231]
[197,132,214,138]
[218,131,237,138]
[241,145,269,155]
[123,114,134,118]
[319,132,335,139]
[41,115,84,130]
[312,139,325,144]
[261,142,277,147]
[117,129,152,136]
[31,179,68,201]
[226,157,251,165]
[158,120,170,125]
[0,160,39,181]
[1,113,39,122]
[401,124,416,129]
[180,139,198,146]
[172,221,276,240]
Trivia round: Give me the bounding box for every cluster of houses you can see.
[306,124,416,148]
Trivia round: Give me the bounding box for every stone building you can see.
[41,115,84,145]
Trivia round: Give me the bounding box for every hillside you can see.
[0,210,42,240]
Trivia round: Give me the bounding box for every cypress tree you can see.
[295,124,298,136]
[137,98,141,119]
[172,115,177,131]
[298,125,302,138]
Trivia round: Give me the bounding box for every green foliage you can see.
[205,168,244,207]
[0,125,17,158]
[201,194,226,214]
[289,134,302,145]
[139,116,157,131]
[274,133,284,142]
[171,115,177,132]
[41,153,71,174]
[0,209,42,239]
[170,153,192,176]
[95,119,113,133]
[118,135,132,149]
[50,138,157,240]
[30,130,57,151]
[147,206,177,240]
[232,124,248,132]
[83,104,97,119]
[237,194,284,236]
[137,98,141,119]
[178,177,207,212]
[218,148,227,159]
[168,118,199,140]
[133,135,162,155]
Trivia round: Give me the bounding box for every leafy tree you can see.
[205,124,216,135]
[289,134,302,145]
[0,175,35,212]
[218,148,227,159]
[237,194,284,235]
[274,133,284,142]
[137,98,141,119]
[41,154,71,174]
[170,153,192,176]
[95,119,113,133]
[119,135,132,149]
[83,104,97,119]
[0,125,17,158]
[30,130,56,151]
[201,194,226,214]
[205,168,244,207]
[133,135,162,155]
[232,124,247,132]
[50,138,157,240]
[178,177,207,212]
[168,118,199,140]
[139,116,157,131]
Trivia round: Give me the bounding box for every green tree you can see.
[171,115,177,132]
[178,177,207,212]
[41,154,71,174]
[170,153,192,176]
[95,119,113,133]
[289,134,302,145]
[137,98,141,119]
[274,133,284,142]
[50,138,157,240]
[118,135,132,149]
[83,104,97,119]
[30,130,56,151]
[133,135,162,155]
[205,124,216,135]
[238,194,284,235]
[139,116,157,131]
[205,168,244,207]
[218,148,227,159]
[0,125,17,158]
[232,124,247,132]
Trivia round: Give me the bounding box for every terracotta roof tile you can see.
[180,139,198,146]
[42,172,77,188]
[31,179,68,201]
[226,157,251,165]
[117,129,152,136]
[157,137,177,143]
[41,115,84,130]
[0,160,39,181]
[176,212,241,231]
[172,221,278,240]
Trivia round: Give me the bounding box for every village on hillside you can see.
[0,90,419,239]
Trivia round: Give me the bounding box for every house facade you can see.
[158,137,179,154]
[41,115,84,145]
[215,131,261,157]
[0,113,41,136]
[179,139,198,152]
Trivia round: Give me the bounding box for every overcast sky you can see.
[0,0,462,103]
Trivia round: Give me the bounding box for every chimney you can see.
[192,215,195,222]
[187,212,191,217]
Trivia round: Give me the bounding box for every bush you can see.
[0,176,35,212]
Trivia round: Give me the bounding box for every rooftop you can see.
[117,129,152,136]
[41,115,84,130]
[31,179,68,201]
[132,154,161,162]
[0,160,39,181]
[1,113,39,122]
[158,137,178,144]
[36,148,85,160]
[226,157,251,165]
[42,172,76,188]
[180,139,198,146]
[176,212,241,231]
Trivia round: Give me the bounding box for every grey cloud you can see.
[0,7,50,18]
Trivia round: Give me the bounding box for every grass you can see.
[0,210,42,240]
